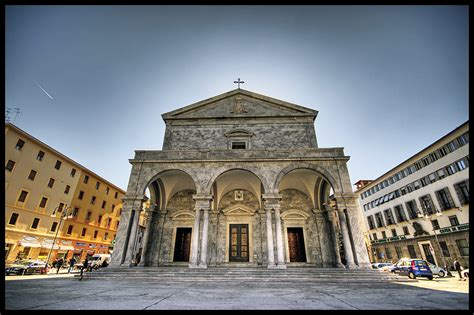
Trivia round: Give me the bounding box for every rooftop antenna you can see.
[12,107,21,124]
[5,107,12,122]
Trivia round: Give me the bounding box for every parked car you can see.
[427,263,447,277]
[390,258,433,280]
[371,262,392,271]
[380,263,394,272]
[5,260,49,275]
[88,254,111,269]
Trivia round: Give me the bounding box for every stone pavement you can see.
[5,273,469,310]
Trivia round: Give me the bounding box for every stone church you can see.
[110,88,371,269]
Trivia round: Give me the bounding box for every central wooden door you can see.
[287,228,306,262]
[229,224,249,262]
[173,228,192,262]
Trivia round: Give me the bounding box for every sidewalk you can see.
[5,272,469,310]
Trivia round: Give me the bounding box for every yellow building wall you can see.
[5,123,125,264]
[5,125,80,262]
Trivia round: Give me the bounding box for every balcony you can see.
[370,235,407,245]
[438,223,469,235]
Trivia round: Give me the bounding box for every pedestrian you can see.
[80,256,89,281]
[56,257,63,274]
[68,257,76,274]
[52,259,57,269]
[453,258,464,281]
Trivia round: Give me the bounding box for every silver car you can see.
[427,262,447,277]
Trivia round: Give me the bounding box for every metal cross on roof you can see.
[233,78,244,89]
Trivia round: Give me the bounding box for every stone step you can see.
[74,267,414,282]
[75,275,414,283]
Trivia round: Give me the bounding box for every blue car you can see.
[390,258,434,280]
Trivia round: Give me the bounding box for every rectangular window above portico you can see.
[231,142,246,149]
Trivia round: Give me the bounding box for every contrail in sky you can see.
[34,81,54,100]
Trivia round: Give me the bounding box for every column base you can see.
[336,262,345,268]
[275,264,287,269]
[137,261,146,267]
[346,262,358,269]
[198,263,208,269]
[267,264,278,269]
[189,263,207,269]
[357,262,371,270]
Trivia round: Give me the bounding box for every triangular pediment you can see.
[162,89,318,121]
[280,209,310,220]
[222,204,256,216]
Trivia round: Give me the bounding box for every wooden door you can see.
[173,228,192,262]
[229,224,249,262]
[422,244,436,265]
[287,228,306,262]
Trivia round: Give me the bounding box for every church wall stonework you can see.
[167,123,316,150]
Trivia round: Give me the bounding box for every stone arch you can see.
[139,168,198,197]
[204,167,270,194]
[273,163,340,193]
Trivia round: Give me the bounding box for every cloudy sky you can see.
[5,5,468,192]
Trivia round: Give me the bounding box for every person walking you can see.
[56,257,63,274]
[68,257,76,274]
[453,258,464,281]
[79,256,89,281]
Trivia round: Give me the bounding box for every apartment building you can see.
[355,121,469,268]
[5,123,126,264]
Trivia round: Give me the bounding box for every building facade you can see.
[5,123,126,264]
[111,89,371,269]
[356,121,469,268]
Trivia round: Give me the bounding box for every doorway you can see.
[173,228,192,262]
[229,224,249,262]
[287,228,306,262]
[421,243,436,265]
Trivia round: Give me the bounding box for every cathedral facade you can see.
[111,89,371,269]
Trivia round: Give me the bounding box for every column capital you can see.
[122,196,147,210]
[193,194,213,211]
[263,194,282,210]
[192,194,213,201]
[262,193,282,200]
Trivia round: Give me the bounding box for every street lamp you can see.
[45,205,73,268]
[419,209,452,276]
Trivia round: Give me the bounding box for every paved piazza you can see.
[5,274,469,310]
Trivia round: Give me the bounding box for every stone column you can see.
[110,199,134,267]
[263,194,285,269]
[310,209,325,267]
[327,209,345,268]
[189,208,201,268]
[337,208,357,269]
[153,209,168,266]
[190,194,213,268]
[265,208,276,268]
[274,206,286,268]
[124,210,141,267]
[258,209,267,265]
[138,206,156,267]
[199,208,210,267]
[344,195,372,269]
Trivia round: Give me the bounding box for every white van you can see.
[89,254,111,268]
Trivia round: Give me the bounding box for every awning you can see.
[18,241,41,248]
[59,245,75,250]
[41,243,59,250]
